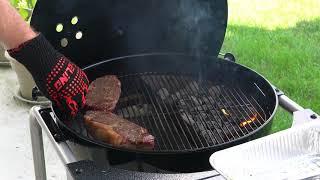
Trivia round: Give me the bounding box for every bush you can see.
[10,0,36,21]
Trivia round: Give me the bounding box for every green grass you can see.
[222,0,320,133]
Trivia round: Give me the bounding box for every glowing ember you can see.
[221,109,230,116]
[239,114,258,127]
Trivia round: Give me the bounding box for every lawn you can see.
[222,0,320,133]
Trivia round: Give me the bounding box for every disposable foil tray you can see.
[209,121,320,180]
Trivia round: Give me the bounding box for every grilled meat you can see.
[84,110,155,150]
[85,75,121,112]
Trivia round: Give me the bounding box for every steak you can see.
[84,110,155,150]
[86,75,121,112]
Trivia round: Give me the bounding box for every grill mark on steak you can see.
[85,75,121,112]
[84,111,155,150]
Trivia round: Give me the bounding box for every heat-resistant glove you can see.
[8,34,89,117]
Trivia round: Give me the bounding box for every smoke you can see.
[172,0,214,83]
[174,0,212,54]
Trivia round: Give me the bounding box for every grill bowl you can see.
[52,53,278,172]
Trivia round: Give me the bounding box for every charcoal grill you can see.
[54,53,276,152]
[48,53,277,171]
[29,93,319,179]
[27,0,319,179]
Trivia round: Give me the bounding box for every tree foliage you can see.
[10,0,36,21]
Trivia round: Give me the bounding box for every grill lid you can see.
[31,0,228,67]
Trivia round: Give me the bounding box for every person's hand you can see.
[8,34,89,117]
[0,0,88,117]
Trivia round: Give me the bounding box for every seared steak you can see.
[86,75,121,112]
[84,111,155,150]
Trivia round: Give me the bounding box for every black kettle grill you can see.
[28,0,313,179]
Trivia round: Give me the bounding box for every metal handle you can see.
[219,52,236,62]
[278,95,304,113]
[273,86,304,113]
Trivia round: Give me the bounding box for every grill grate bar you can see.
[216,86,254,132]
[230,88,263,127]
[213,86,251,133]
[117,77,153,147]
[174,77,214,146]
[120,75,170,150]
[148,75,189,150]
[199,83,246,138]
[126,76,164,150]
[184,76,234,141]
[208,87,244,138]
[111,73,270,151]
[138,76,176,150]
[205,85,243,139]
[141,75,182,149]
[161,76,200,149]
[169,76,207,147]
[186,81,228,143]
[236,88,265,126]
[162,75,204,148]
[238,88,267,123]
[158,76,195,149]
[118,81,138,119]
[177,76,223,145]
[236,88,264,128]
[251,96,268,121]
[223,88,260,129]
[161,76,219,147]
[235,89,260,127]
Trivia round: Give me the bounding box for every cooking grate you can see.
[111,72,267,151]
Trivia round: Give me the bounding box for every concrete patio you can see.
[0,66,65,179]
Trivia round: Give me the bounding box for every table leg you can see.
[29,109,47,180]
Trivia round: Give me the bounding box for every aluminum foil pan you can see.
[210,121,320,180]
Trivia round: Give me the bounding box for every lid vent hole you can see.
[60,38,68,47]
[71,16,79,25]
[75,31,83,40]
[56,23,63,32]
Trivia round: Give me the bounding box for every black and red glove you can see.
[8,34,89,117]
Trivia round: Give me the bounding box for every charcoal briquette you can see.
[157,88,170,100]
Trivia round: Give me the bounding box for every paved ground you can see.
[0,66,65,180]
